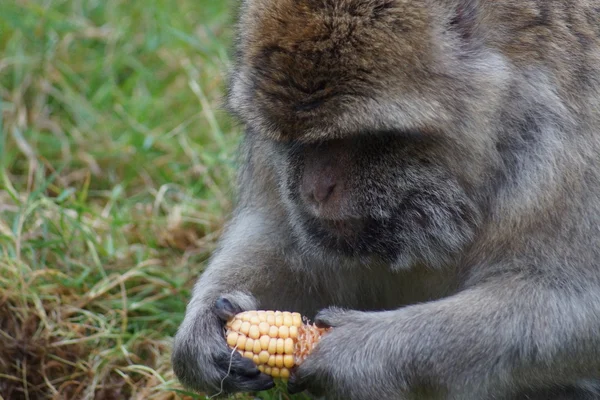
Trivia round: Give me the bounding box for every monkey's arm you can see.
[290,275,600,400]
[172,206,325,394]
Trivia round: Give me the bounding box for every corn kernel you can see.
[284,338,294,354]
[227,332,239,347]
[269,325,279,338]
[258,351,270,364]
[253,339,262,354]
[268,355,276,367]
[292,313,302,327]
[271,367,281,378]
[279,325,289,339]
[284,355,294,368]
[249,325,260,339]
[268,338,277,354]
[231,319,243,331]
[260,335,270,350]
[235,335,246,350]
[276,338,284,354]
[275,355,284,368]
[240,321,251,335]
[259,322,270,335]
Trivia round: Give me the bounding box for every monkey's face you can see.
[270,133,481,269]
[230,0,511,268]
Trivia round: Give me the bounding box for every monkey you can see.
[172,0,600,399]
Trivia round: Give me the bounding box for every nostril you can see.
[312,175,336,203]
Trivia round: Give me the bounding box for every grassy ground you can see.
[0,1,307,399]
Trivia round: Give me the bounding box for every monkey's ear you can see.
[444,0,481,41]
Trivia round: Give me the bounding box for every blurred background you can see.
[0,1,305,399]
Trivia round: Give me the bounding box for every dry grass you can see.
[0,1,306,399]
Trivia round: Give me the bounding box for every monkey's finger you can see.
[287,371,325,397]
[214,297,243,321]
[314,306,355,328]
[286,372,306,394]
[229,373,275,392]
[215,350,261,377]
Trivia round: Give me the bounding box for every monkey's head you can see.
[228,0,516,268]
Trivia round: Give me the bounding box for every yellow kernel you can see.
[276,338,284,354]
[284,355,294,368]
[259,322,270,335]
[279,325,289,339]
[271,367,281,378]
[281,367,290,379]
[266,310,275,315]
[245,338,254,352]
[241,312,251,322]
[260,335,270,350]
[253,354,260,364]
[275,355,284,368]
[264,367,272,375]
[244,351,254,359]
[268,338,277,354]
[227,332,239,347]
[292,313,302,327]
[253,339,262,354]
[249,325,260,339]
[268,355,276,367]
[258,311,267,322]
[284,338,294,354]
[269,325,279,338]
[250,316,261,325]
[235,335,247,350]
[266,314,275,325]
[283,311,292,319]
[283,314,293,327]
[231,319,243,331]
[240,321,251,335]
[258,365,265,373]
[258,351,270,364]
[275,315,283,326]
[289,326,298,339]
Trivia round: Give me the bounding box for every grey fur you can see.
[173,0,600,398]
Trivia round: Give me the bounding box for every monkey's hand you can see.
[288,307,409,400]
[172,295,275,396]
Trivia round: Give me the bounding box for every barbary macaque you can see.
[173,1,600,399]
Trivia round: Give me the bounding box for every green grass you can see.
[0,1,307,399]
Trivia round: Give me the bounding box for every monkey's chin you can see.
[319,218,366,239]
[299,215,373,256]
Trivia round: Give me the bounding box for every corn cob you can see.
[225,310,328,379]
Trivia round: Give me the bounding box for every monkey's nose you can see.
[301,167,338,206]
